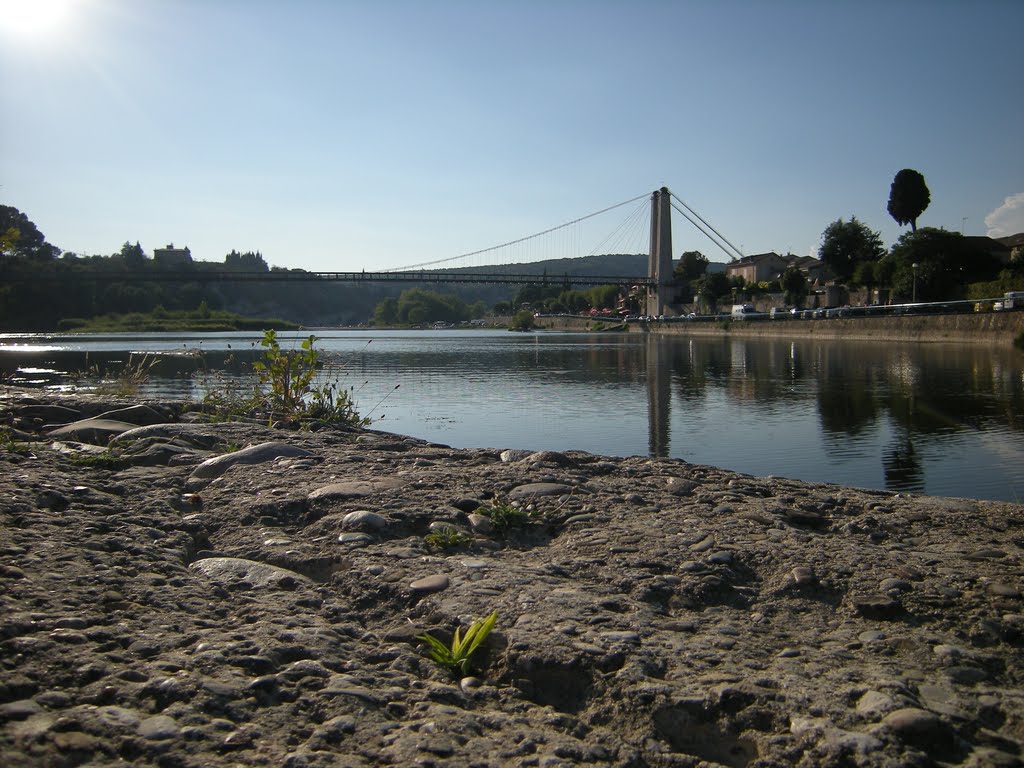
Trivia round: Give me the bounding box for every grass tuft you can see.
[418,611,498,677]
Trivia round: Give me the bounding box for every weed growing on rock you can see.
[206,330,369,429]
[0,427,28,456]
[424,526,471,551]
[94,353,159,397]
[418,611,498,677]
[479,500,532,531]
[68,450,130,470]
[252,330,318,417]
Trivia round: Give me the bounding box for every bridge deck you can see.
[2,269,655,287]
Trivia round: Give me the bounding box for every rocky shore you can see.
[1,390,1022,767]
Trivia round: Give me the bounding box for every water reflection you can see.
[1,331,1021,501]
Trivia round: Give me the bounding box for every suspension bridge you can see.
[5,187,744,316]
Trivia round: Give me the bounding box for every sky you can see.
[2,0,1022,272]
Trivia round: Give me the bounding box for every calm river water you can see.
[1,329,1022,502]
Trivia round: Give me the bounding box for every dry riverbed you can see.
[1,390,1022,767]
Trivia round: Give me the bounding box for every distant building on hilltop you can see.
[153,243,192,266]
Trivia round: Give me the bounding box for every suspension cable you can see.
[586,197,649,257]
[388,191,652,272]
[669,191,745,261]
[670,201,743,262]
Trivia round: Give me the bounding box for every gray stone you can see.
[338,532,373,544]
[877,708,957,755]
[666,477,700,496]
[856,690,896,717]
[96,706,142,729]
[137,714,179,740]
[46,418,139,445]
[509,482,572,500]
[0,700,43,721]
[95,404,169,426]
[852,595,903,620]
[342,510,387,530]
[188,442,316,486]
[410,574,449,593]
[467,514,494,534]
[189,557,313,590]
[499,449,531,462]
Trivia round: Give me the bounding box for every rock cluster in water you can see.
[1,390,1022,767]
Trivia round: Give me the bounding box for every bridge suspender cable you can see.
[388,192,652,272]
[668,192,746,262]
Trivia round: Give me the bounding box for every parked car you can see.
[1004,291,1024,310]
[769,307,792,320]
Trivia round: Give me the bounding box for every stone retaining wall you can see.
[536,312,1024,345]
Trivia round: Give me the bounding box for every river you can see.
[1,329,1022,502]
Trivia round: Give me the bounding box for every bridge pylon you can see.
[646,186,674,317]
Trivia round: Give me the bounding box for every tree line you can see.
[669,169,1021,310]
[3,167,1020,331]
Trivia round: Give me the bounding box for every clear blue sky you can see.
[2,0,1022,271]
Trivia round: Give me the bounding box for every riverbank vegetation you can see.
[3,181,1022,333]
[57,305,299,333]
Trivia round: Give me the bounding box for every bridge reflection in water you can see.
[0,331,1021,501]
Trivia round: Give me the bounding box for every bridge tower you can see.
[646,186,674,317]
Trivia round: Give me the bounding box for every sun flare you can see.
[0,0,78,41]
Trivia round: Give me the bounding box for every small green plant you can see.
[68,450,130,470]
[252,330,319,417]
[479,499,532,531]
[424,526,471,551]
[418,611,498,676]
[246,330,369,428]
[0,427,28,456]
[94,353,159,396]
[306,379,368,427]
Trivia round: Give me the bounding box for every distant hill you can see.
[439,252,729,278]
[439,252,648,279]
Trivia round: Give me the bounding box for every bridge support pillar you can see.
[646,187,674,317]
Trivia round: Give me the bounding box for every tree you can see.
[781,267,807,308]
[674,250,709,282]
[851,260,877,292]
[695,271,732,311]
[887,169,930,232]
[885,227,999,301]
[0,205,59,260]
[818,217,885,282]
[373,297,399,326]
[119,241,146,268]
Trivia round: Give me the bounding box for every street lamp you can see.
[912,262,918,303]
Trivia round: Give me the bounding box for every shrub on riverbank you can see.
[205,330,369,429]
[508,310,535,331]
[58,309,299,333]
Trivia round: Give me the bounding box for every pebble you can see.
[409,574,450,593]
[790,566,817,586]
[0,700,43,721]
[852,595,903,620]
[341,510,387,530]
[877,708,957,755]
[509,482,572,500]
[856,690,896,717]
[988,583,1020,598]
[338,532,373,544]
[137,714,179,740]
